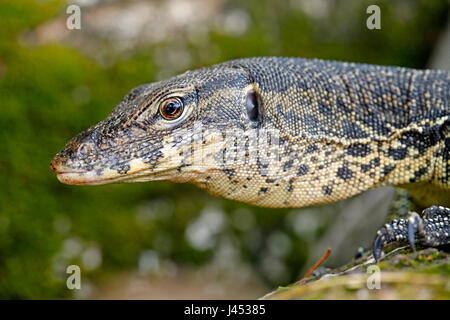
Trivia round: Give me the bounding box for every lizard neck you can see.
[199,59,450,208]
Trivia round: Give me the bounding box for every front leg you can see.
[373,206,450,261]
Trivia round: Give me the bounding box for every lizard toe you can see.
[372,207,450,261]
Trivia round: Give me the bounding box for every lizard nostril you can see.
[50,155,63,173]
[50,158,58,172]
[77,143,92,160]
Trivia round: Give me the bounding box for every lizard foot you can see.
[373,206,450,262]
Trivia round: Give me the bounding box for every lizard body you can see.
[51,57,450,259]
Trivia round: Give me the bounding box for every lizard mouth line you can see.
[56,166,178,186]
[56,171,106,186]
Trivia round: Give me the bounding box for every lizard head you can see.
[51,63,268,188]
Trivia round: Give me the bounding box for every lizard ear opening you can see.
[246,89,262,124]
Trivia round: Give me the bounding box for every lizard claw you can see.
[373,235,384,262]
[372,219,406,262]
[407,220,416,252]
[372,207,450,261]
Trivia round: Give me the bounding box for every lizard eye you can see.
[77,143,92,159]
[159,97,184,121]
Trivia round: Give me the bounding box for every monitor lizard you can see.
[50,57,450,261]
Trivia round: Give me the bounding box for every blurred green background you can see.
[0,0,448,299]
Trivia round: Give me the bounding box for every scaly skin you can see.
[50,57,450,261]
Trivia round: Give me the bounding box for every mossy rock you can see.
[262,246,450,300]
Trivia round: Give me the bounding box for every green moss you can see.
[264,248,450,300]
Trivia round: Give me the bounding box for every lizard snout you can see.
[50,154,68,173]
[50,154,77,175]
[49,157,59,173]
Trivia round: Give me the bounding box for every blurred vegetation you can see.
[0,0,448,298]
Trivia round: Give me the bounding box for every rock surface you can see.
[262,246,450,300]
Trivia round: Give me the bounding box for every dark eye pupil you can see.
[160,98,183,120]
[165,101,179,115]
